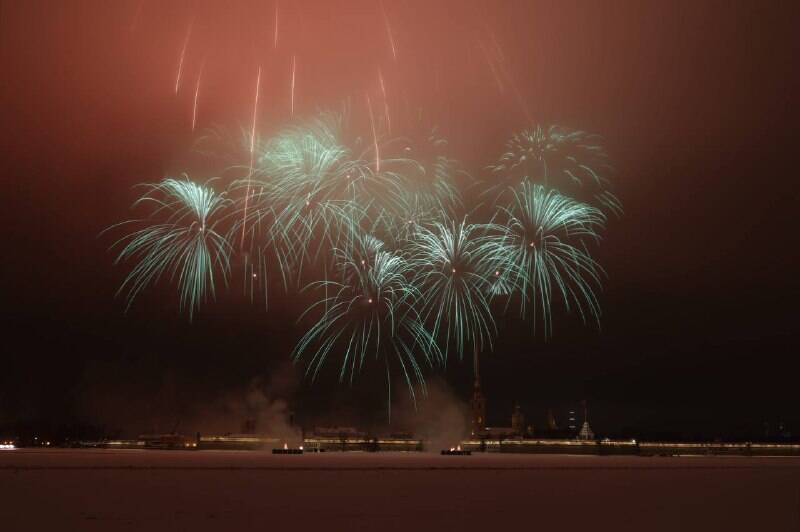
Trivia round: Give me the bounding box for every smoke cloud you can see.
[391,378,469,451]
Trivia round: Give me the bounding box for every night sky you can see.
[1,0,797,440]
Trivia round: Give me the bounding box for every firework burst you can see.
[106,100,620,410]
[407,219,501,361]
[488,125,621,215]
[492,182,606,335]
[108,177,232,319]
[292,237,440,406]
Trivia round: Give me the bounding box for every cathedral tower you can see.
[471,377,486,436]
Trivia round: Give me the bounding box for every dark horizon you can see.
[1,0,797,442]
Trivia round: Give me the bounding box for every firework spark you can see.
[478,39,505,94]
[488,29,505,62]
[379,0,398,61]
[378,68,391,133]
[366,94,381,173]
[290,55,297,117]
[273,0,279,49]
[174,21,193,94]
[191,62,204,132]
[240,66,262,248]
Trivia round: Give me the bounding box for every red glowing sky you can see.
[0,1,796,435]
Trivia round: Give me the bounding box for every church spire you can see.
[471,344,486,436]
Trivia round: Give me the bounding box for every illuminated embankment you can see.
[461,439,800,457]
[73,436,800,456]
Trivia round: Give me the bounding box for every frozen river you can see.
[1,449,798,530]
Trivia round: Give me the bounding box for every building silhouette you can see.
[568,410,577,432]
[470,377,486,436]
[511,403,526,435]
[576,400,595,440]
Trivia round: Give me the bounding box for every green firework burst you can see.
[488,125,622,215]
[493,182,606,334]
[407,219,501,360]
[109,177,232,319]
[292,236,441,404]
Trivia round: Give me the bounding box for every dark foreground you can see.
[1,450,799,531]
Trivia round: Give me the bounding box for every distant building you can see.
[568,410,577,432]
[532,407,574,439]
[576,400,595,440]
[471,377,486,436]
[511,404,526,435]
[481,403,531,439]
[577,421,595,440]
[546,408,558,431]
